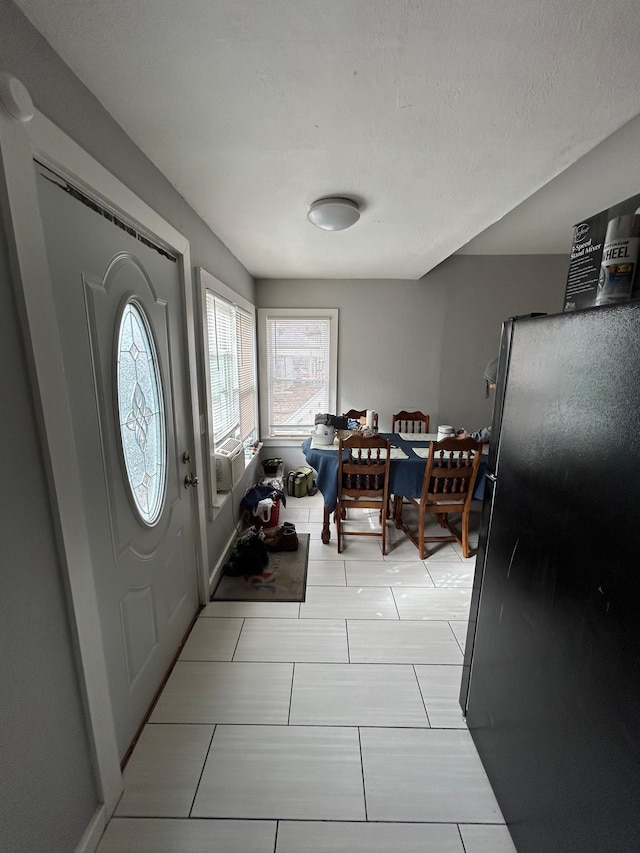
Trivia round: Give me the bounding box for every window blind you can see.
[265,315,331,435]
[205,291,256,447]
[206,294,237,444]
[236,306,256,442]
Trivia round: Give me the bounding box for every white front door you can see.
[35,162,200,758]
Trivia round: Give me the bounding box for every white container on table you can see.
[437,425,455,441]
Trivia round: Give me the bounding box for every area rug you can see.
[212,534,310,602]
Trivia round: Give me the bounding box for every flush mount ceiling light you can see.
[307,197,360,231]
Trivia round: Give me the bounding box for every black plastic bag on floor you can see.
[224,533,269,577]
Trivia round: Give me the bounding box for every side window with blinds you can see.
[206,294,238,446]
[258,308,338,438]
[200,269,257,498]
[237,308,256,446]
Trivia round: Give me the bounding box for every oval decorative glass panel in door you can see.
[116,298,167,525]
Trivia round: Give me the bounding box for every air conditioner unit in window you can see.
[214,438,245,491]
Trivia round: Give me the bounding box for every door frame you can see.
[0,78,208,849]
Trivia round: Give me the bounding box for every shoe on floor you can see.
[236,526,265,544]
[266,529,299,552]
[263,522,296,540]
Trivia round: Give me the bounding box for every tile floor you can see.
[96,493,517,853]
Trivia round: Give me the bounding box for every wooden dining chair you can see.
[393,437,482,558]
[392,410,430,434]
[343,408,378,430]
[336,434,391,555]
[387,410,431,517]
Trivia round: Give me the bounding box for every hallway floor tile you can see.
[97,494,516,852]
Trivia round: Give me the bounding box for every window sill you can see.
[260,435,310,447]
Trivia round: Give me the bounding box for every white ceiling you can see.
[14,0,640,280]
[458,109,640,257]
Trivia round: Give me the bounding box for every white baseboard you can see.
[75,805,107,853]
[208,529,237,597]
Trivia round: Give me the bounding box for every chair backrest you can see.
[392,410,430,433]
[338,434,390,501]
[343,409,378,429]
[421,437,482,506]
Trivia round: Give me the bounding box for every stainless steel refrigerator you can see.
[460,301,640,853]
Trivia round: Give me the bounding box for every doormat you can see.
[212,534,310,602]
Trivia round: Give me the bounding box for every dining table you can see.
[302,431,488,543]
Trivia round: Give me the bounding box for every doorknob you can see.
[184,473,199,489]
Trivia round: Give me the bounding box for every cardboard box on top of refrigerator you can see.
[563,191,640,311]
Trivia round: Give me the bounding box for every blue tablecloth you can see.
[302,433,487,512]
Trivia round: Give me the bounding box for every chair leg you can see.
[418,509,426,560]
[336,502,343,553]
[461,506,471,558]
[443,512,472,558]
[393,495,403,527]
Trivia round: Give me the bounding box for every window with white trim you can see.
[258,308,338,438]
[200,269,257,495]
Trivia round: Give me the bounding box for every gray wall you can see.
[0,0,258,648]
[0,215,98,849]
[0,0,254,305]
[257,276,446,432]
[206,457,263,579]
[433,254,567,429]
[0,1,258,846]
[256,254,566,471]
[0,3,578,848]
